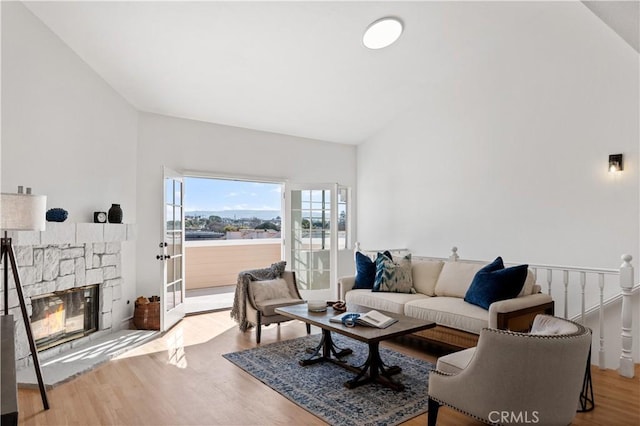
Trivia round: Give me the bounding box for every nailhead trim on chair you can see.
[486,317,590,341]
[429,369,454,377]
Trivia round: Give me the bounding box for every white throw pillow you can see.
[250,278,292,302]
[434,262,484,298]
[530,315,578,335]
[411,260,444,296]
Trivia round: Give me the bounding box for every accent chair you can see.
[428,314,592,426]
[244,270,310,343]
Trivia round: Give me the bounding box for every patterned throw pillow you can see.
[373,252,414,293]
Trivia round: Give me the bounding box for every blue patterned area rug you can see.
[223,334,433,426]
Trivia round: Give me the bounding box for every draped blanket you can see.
[230,261,287,332]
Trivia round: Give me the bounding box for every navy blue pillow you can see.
[482,256,505,273]
[354,252,375,289]
[354,251,392,290]
[464,257,528,310]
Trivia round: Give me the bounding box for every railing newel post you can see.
[449,246,459,262]
[619,254,634,378]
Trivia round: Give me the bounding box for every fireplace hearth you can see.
[30,285,98,351]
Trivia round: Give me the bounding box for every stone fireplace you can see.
[2,223,135,368]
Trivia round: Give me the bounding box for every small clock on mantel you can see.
[94,211,107,223]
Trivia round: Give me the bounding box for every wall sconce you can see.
[609,154,623,173]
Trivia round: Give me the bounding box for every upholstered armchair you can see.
[428,315,592,426]
[244,270,310,343]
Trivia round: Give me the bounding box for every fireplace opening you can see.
[30,285,99,351]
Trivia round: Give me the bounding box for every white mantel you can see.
[7,222,136,246]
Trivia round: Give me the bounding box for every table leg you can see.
[344,341,404,391]
[300,329,353,366]
[297,329,405,391]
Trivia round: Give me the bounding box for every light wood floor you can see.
[17,311,640,425]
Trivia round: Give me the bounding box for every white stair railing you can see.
[530,264,618,370]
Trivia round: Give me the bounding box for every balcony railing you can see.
[185,239,281,290]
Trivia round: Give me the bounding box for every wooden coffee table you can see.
[275,304,435,391]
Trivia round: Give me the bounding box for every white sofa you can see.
[338,251,555,349]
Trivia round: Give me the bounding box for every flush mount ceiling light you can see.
[363,17,403,49]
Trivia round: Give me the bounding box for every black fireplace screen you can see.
[30,285,99,351]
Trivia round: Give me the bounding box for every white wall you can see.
[356,3,639,365]
[1,2,138,326]
[136,113,357,304]
[357,3,639,270]
[1,3,357,328]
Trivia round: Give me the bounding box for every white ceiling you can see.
[23,1,639,145]
[583,1,639,53]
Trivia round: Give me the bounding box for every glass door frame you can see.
[284,183,339,301]
[162,166,186,331]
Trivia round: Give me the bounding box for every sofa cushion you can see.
[411,260,444,296]
[404,297,488,334]
[373,252,414,293]
[434,262,484,298]
[464,257,528,310]
[345,289,428,314]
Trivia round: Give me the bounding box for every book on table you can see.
[329,310,398,329]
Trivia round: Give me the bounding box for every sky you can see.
[184,177,282,212]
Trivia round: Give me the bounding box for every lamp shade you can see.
[1,193,47,231]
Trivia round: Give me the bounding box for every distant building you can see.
[185,230,225,240]
[226,229,281,240]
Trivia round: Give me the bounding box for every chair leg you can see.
[578,346,594,412]
[306,323,311,335]
[256,314,262,344]
[428,398,440,426]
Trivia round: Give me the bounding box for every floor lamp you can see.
[1,189,49,410]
